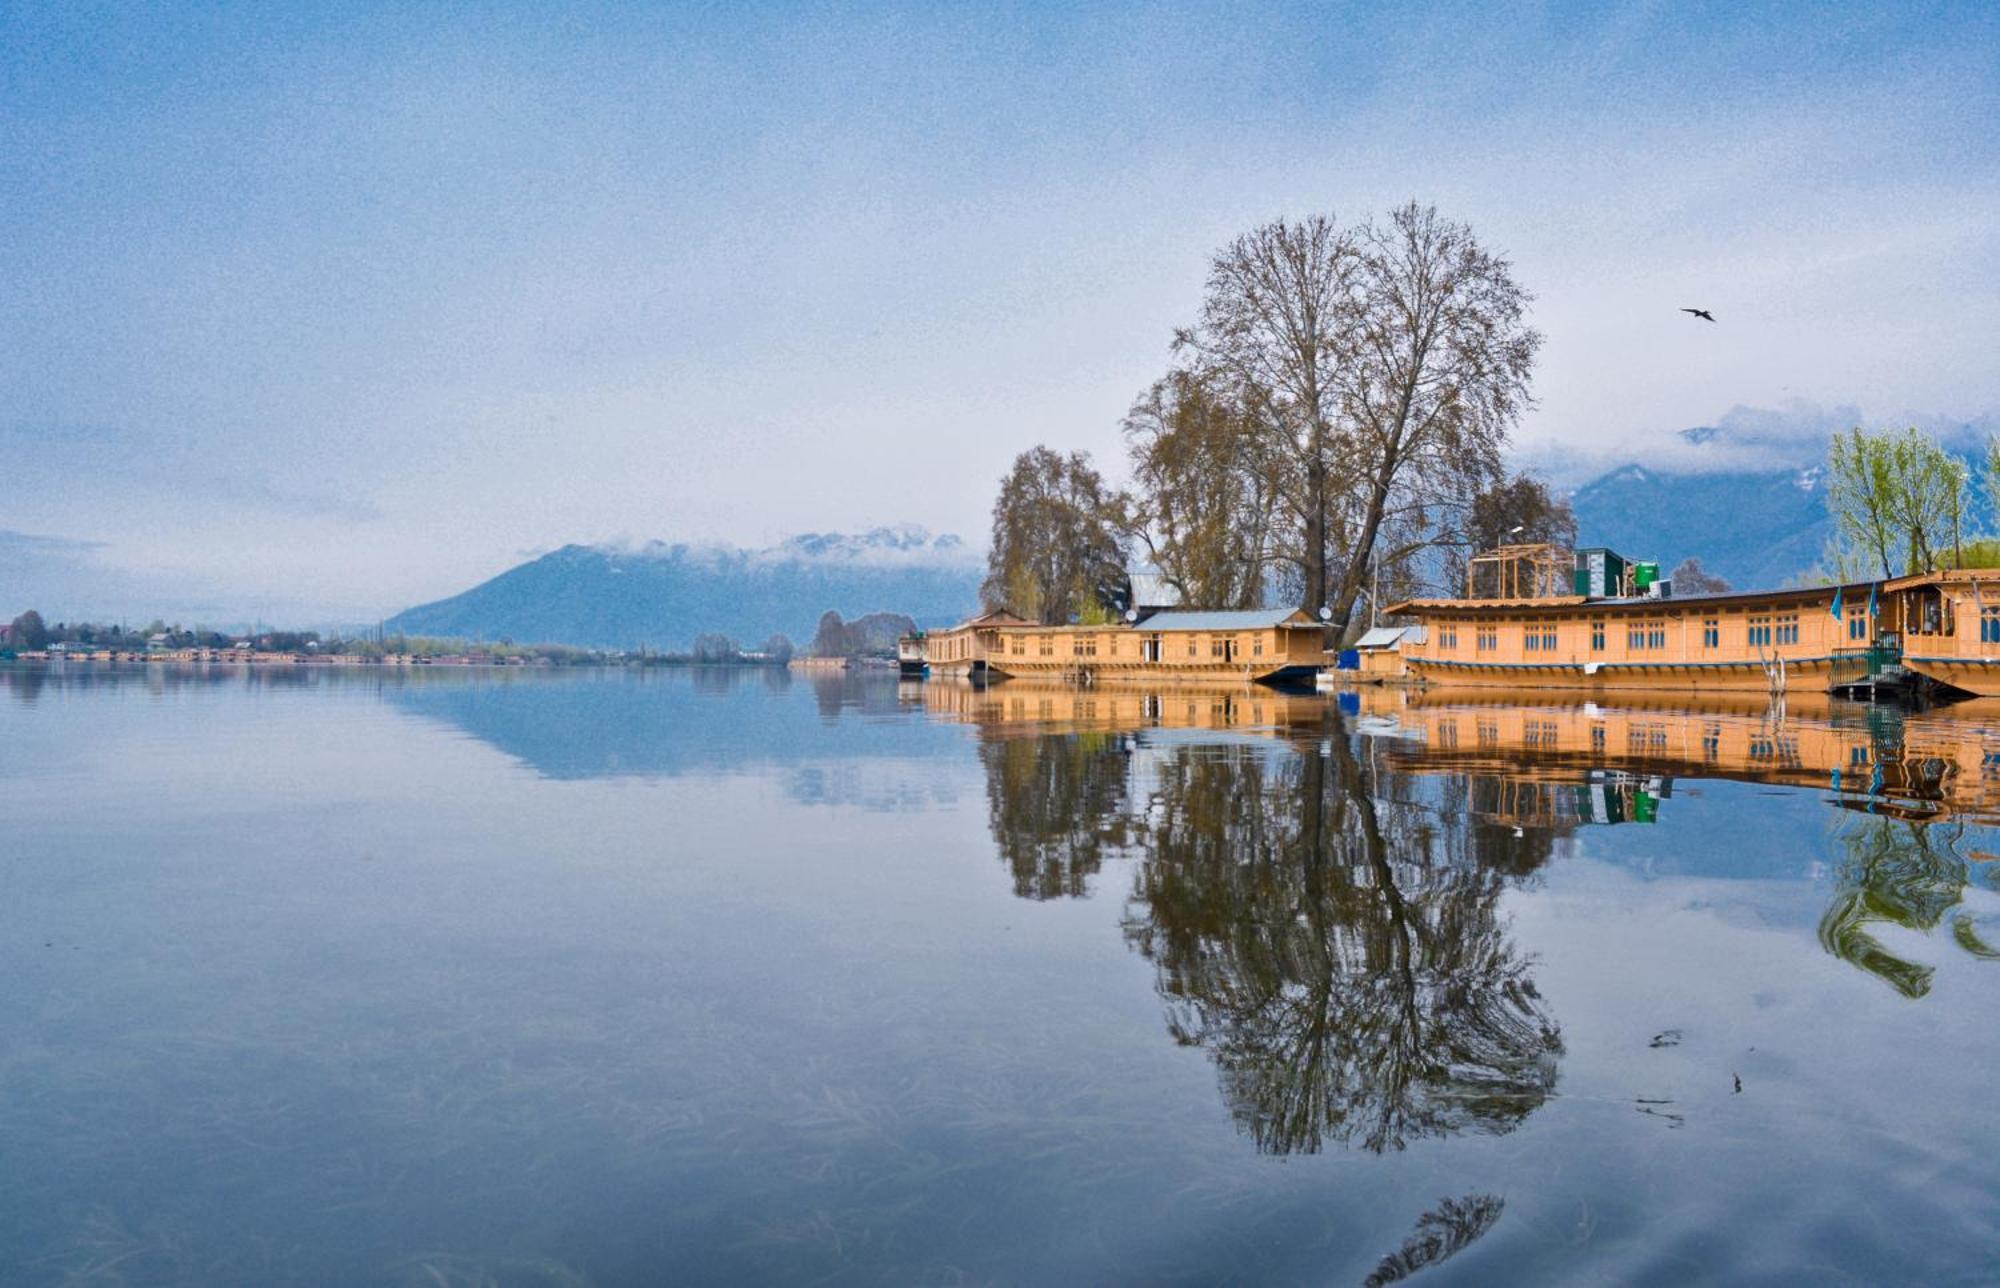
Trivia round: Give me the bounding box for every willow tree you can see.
[982,446,1125,624]
[1120,370,1284,608]
[1326,204,1540,634]
[1827,426,1968,577]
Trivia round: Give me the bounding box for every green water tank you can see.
[1633,561,1660,592]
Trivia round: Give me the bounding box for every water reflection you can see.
[956,682,1564,1154]
[1121,733,1563,1155]
[1821,817,2000,998]
[958,681,2000,1156]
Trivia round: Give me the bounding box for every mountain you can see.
[1569,462,1832,591]
[385,526,981,650]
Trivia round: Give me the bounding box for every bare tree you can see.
[1327,204,1540,634]
[1435,472,1576,596]
[1667,557,1731,595]
[983,446,1126,624]
[1173,216,1360,615]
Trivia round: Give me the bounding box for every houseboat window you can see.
[1085,635,1099,657]
[1590,620,1605,651]
[1073,636,1085,656]
[1252,636,1264,656]
[1476,626,1497,651]
[1011,637,1024,655]
[1440,624,1458,650]
[1038,635,1053,656]
[1702,618,1719,648]
[1776,614,1800,646]
[1627,623,1645,650]
[1983,606,2000,644]
[1187,636,1197,658]
[1649,623,1667,649]
[1748,616,1772,648]
[1849,613,1867,640]
[1211,637,1226,659]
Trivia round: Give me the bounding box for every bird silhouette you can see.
[1682,308,1717,322]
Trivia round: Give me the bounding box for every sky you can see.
[3,1,1998,624]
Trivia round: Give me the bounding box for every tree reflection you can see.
[1364,1192,1505,1286]
[1118,729,1562,1155]
[1819,816,2000,998]
[981,732,1136,900]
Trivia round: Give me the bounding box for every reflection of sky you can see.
[3,668,1999,1279]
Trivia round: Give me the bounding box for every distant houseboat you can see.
[896,633,928,678]
[922,607,1327,687]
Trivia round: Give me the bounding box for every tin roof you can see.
[1354,626,1418,649]
[1136,608,1315,631]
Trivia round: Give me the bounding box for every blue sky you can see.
[3,1,1998,622]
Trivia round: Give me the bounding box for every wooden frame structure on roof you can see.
[1466,543,1571,600]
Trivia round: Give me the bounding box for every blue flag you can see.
[1868,583,1879,618]
[1830,584,1844,619]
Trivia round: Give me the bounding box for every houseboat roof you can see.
[1135,608,1316,631]
[1354,625,1425,649]
[949,609,1037,629]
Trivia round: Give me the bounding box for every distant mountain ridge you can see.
[1568,461,1831,591]
[386,526,980,650]
[1564,416,1994,591]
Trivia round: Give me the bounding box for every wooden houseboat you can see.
[1383,542,1886,695]
[1883,570,2000,696]
[922,607,1327,686]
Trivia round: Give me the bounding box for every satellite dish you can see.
[1123,609,1138,623]
[1317,606,1333,621]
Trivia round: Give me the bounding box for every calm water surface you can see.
[4,665,2000,1285]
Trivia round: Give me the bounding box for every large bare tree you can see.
[1326,203,1540,634]
[1173,216,1360,615]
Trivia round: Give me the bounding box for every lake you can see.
[4,664,1999,1285]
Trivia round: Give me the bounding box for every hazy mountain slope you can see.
[386,527,981,650]
[1568,463,1831,591]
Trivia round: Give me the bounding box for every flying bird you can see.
[1681,308,1716,322]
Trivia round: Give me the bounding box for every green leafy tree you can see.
[1827,426,1968,577]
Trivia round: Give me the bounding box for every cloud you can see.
[1517,400,2000,488]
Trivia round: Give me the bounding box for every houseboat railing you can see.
[1829,643,1902,691]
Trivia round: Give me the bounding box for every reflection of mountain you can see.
[375,668,969,802]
